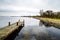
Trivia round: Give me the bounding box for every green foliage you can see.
[41,10,60,18]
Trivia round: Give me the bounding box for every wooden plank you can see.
[0,21,23,40]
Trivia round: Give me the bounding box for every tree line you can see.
[41,10,60,18]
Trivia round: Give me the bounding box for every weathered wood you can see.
[17,22,18,26]
[23,20,25,26]
[0,21,24,40]
[8,22,10,26]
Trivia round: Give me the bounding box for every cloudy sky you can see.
[0,0,60,16]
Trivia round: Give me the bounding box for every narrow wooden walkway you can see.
[0,20,24,40]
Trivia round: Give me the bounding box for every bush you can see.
[41,11,60,18]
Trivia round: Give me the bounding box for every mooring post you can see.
[17,22,18,26]
[19,20,20,22]
[23,20,24,26]
[8,22,10,26]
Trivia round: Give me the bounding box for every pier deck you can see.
[0,21,24,40]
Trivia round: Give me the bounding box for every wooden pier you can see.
[0,20,24,40]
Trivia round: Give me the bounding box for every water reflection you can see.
[15,17,60,40]
[47,26,60,40]
[15,25,51,40]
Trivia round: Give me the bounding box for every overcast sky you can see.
[0,0,60,16]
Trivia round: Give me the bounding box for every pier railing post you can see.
[19,20,20,22]
[8,22,10,26]
[17,22,18,26]
[16,20,20,26]
[23,20,24,26]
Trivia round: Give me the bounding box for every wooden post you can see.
[23,20,24,26]
[17,22,18,26]
[19,20,20,22]
[8,22,10,26]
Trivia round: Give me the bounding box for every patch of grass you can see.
[34,17,60,24]
[33,16,60,28]
[40,17,60,23]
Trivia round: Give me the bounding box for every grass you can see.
[32,16,60,23]
[39,17,60,24]
[33,16,60,28]
[22,16,60,28]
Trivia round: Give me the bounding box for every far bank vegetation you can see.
[41,10,60,18]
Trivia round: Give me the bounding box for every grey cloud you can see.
[47,0,60,9]
[0,0,60,12]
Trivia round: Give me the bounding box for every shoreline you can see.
[33,16,60,29]
[22,16,60,29]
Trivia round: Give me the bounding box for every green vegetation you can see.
[41,10,60,18]
[38,10,60,28]
[33,16,60,28]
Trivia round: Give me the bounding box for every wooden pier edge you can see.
[4,25,23,40]
[0,20,24,40]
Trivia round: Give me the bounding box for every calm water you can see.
[0,16,60,40]
[0,16,23,28]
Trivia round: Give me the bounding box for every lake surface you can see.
[0,16,23,28]
[0,16,60,40]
